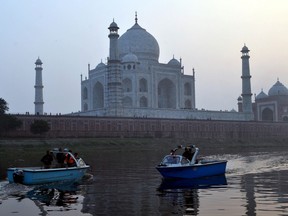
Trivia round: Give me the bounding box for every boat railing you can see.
[190,147,199,165]
[50,149,87,168]
[76,158,87,167]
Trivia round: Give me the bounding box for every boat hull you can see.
[7,166,89,185]
[156,160,227,179]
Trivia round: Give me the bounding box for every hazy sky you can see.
[1,0,288,114]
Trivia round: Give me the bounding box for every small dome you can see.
[241,45,249,53]
[95,62,106,70]
[35,58,42,65]
[268,80,288,96]
[122,52,139,63]
[237,96,242,101]
[108,20,119,29]
[256,90,268,100]
[168,57,180,66]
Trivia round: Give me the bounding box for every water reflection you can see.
[0,181,89,216]
[27,182,79,207]
[158,175,227,190]
[157,175,227,215]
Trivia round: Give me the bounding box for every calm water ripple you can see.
[1,144,288,215]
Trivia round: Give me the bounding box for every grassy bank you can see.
[0,137,287,151]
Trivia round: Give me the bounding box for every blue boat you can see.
[7,149,90,185]
[156,145,227,179]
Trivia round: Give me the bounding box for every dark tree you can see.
[0,98,22,136]
[0,98,9,115]
[0,115,22,133]
[30,119,50,135]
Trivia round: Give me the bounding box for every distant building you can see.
[253,80,288,122]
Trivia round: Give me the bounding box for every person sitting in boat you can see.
[182,147,193,161]
[41,150,54,169]
[65,150,76,167]
[56,148,65,168]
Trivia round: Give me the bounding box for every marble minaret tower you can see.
[34,57,44,115]
[241,45,252,113]
[107,20,123,116]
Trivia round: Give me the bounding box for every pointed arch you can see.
[184,100,192,109]
[82,87,88,99]
[123,96,132,107]
[83,103,88,111]
[184,83,191,95]
[139,78,147,92]
[158,78,176,108]
[93,82,104,109]
[123,78,132,92]
[140,96,148,107]
[262,108,273,121]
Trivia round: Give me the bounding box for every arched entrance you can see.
[158,78,176,108]
[93,82,104,109]
[262,108,273,121]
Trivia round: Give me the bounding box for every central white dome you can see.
[118,22,159,63]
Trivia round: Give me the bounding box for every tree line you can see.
[0,98,50,136]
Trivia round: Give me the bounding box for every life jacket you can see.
[65,153,75,166]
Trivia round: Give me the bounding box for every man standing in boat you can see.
[56,148,65,168]
[41,150,54,169]
[182,147,193,161]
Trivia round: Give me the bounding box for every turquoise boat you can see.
[156,145,227,179]
[7,149,90,185]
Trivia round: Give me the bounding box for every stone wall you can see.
[71,107,254,121]
[5,114,288,143]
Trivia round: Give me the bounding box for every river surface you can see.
[1,141,288,216]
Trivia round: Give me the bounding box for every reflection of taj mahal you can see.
[76,15,253,121]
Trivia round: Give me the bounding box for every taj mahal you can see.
[33,15,288,122]
[76,15,253,121]
[80,15,196,118]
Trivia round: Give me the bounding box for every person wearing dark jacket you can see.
[41,150,53,168]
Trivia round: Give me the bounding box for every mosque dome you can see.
[35,58,42,65]
[256,90,268,100]
[268,80,288,96]
[168,57,181,66]
[118,21,159,63]
[95,62,106,70]
[122,52,139,63]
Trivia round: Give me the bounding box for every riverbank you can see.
[0,137,287,153]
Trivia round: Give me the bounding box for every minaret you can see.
[107,19,123,116]
[34,57,44,115]
[241,45,252,113]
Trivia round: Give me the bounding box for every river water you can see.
[1,141,288,216]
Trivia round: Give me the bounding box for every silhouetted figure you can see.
[56,148,65,168]
[41,150,53,169]
[182,147,193,161]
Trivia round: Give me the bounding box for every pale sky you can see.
[1,0,288,114]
